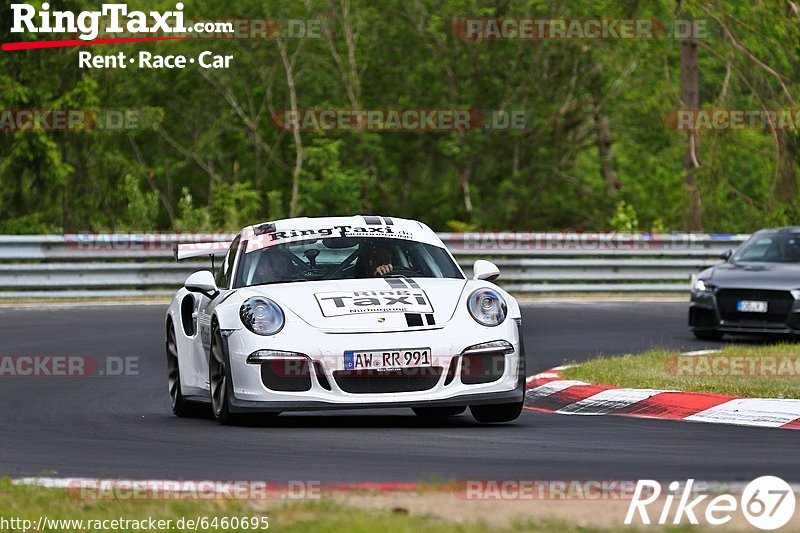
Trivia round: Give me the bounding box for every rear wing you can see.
[173,242,231,261]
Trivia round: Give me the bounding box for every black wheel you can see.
[412,406,466,418]
[470,401,523,423]
[166,321,207,417]
[209,322,239,425]
[693,330,723,341]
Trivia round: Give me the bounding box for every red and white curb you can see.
[524,365,800,430]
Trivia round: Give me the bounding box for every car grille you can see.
[333,367,443,394]
[716,289,794,325]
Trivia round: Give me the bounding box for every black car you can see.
[689,227,800,340]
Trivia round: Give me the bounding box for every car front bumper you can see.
[222,317,526,413]
[689,288,800,334]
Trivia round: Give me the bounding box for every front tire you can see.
[209,322,240,425]
[470,401,523,423]
[166,321,207,417]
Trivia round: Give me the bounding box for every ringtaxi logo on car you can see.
[315,289,434,317]
[625,477,796,530]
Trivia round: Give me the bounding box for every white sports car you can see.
[166,216,526,424]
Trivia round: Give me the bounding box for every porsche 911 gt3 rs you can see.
[166,216,526,424]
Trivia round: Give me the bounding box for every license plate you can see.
[737,300,768,313]
[344,348,432,371]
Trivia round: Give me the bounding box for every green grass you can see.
[561,343,800,399]
[0,478,685,533]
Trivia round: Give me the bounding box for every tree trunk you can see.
[774,132,798,201]
[459,163,473,216]
[278,38,303,218]
[594,112,621,197]
[680,36,702,230]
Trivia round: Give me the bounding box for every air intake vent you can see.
[260,359,312,392]
[333,367,443,393]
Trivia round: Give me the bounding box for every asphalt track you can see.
[1,301,798,483]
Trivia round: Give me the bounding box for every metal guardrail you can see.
[0,233,749,298]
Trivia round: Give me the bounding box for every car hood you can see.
[706,262,800,290]
[237,277,469,332]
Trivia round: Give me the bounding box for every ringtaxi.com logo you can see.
[10,3,208,41]
[625,477,796,530]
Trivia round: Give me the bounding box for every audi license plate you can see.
[737,300,768,313]
[344,348,431,371]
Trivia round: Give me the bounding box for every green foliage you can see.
[1,0,799,233]
[298,138,373,216]
[609,201,639,232]
[446,220,479,233]
[117,174,160,231]
[267,191,287,221]
[175,187,211,231]
[210,181,262,231]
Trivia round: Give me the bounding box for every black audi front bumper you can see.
[689,288,800,335]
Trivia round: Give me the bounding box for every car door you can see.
[192,234,241,391]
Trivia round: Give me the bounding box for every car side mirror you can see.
[473,260,500,281]
[185,271,219,299]
[720,249,733,262]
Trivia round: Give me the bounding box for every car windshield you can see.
[733,232,800,263]
[234,236,463,287]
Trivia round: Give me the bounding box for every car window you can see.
[734,234,800,263]
[233,236,462,288]
[215,235,241,289]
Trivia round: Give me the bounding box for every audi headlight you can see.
[467,288,507,326]
[694,279,712,292]
[240,297,284,336]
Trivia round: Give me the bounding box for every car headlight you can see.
[694,279,712,292]
[240,297,284,335]
[467,288,507,326]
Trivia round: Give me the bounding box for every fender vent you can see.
[180,295,196,337]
